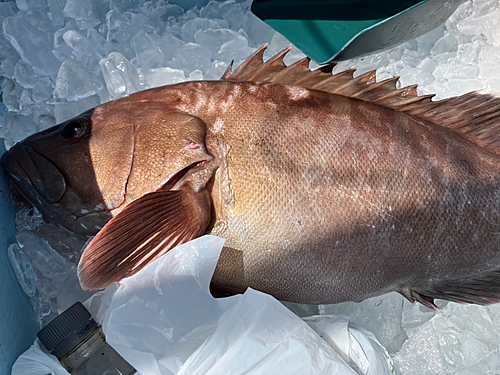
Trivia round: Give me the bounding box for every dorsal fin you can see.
[222,45,500,157]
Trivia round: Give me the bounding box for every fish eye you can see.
[60,119,90,139]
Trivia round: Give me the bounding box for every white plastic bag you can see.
[13,235,393,375]
[11,339,70,375]
[304,315,393,375]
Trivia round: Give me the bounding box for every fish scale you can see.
[183,83,499,305]
[4,46,500,309]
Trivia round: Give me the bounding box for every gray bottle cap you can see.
[37,302,98,358]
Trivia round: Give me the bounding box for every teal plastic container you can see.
[252,0,464,63]
[0,144,38,375]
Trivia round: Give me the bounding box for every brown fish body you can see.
[158,81,500,304]
[4,47,500,308]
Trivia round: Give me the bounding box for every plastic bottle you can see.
[37,302,136,375]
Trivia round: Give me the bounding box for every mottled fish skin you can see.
[146,81,500,304]
[4,51,500,307]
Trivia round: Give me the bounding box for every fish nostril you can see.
[186,141,200,150]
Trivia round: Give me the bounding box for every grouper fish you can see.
[4,46,500,310]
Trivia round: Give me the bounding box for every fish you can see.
[4,45,500,310]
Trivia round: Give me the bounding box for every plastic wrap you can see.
[13,235,392,375]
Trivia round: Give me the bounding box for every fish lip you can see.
[2,147,44,208]
[1,143,67,206]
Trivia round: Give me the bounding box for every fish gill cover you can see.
[1,0,500,374]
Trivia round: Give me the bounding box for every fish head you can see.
[1,98,212,237]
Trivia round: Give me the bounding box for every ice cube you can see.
[30,290,57,327]
[174,42,212,73]
[417,57,437,73]
[87,28,107,62]
[48,0,65,29]
[181,17,222,42]
[205,60,228,80]
[14,59,44,89]
[34,223,88,265]
[264,32,306,66]
[401,49,421,68]
[420,80,453,100]
[152,3,184,21]
[446,78,484,95]
[0,102,7,128]
[221,1,244,31]
[54,94,100,123]
[157,34,184,62]
[8,243,37,297]
[63,29,105,61]
[15,229,73,324]
[145,67,185,88]
[16,229,72,273]
[0,2,17,19]
[479,44,500,80]
[100,52,141,99]
[32,103,56,130]
[1,79,23,111]
[55,58,103,101]
[127,11,156,34]
[63,0,100,29]
[105,8,135,60]
[13,60,54,103]
[195,28,250,61]
[200,0,222,19]
[472,0,499,17]
[131,29,165,70]
[19,89,34,110]
[169,0,210,11]
[430,33,458,56]
[0,113,39,150]
[398,67,435,88]
[3,15,61,79]
[0,55,19,80]
[109,0,143,13]
[32,76,54,103]
[187,69,203,81]
[433,62,479,81]
[16,0,46,11]
[54,19,78,49]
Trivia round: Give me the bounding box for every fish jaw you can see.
[1,141,112,236]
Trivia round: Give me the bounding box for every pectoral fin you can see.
[78,186,212,290]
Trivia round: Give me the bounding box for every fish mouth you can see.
[1,143,67,206]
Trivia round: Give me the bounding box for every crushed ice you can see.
[2,0,500,373]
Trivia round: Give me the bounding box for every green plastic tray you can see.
[252,0,465,64]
